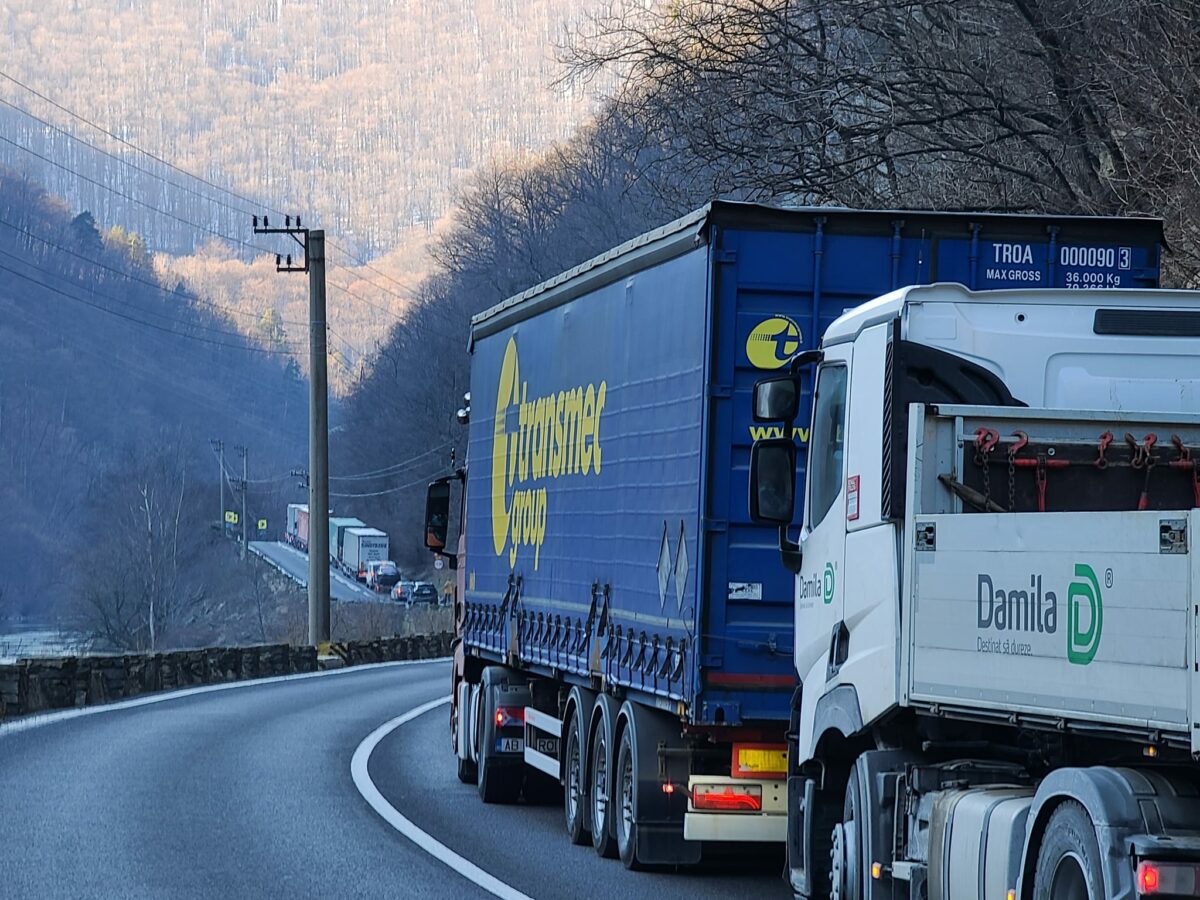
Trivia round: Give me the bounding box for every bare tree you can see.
[75,441,209,651]
[566,0,1200,282]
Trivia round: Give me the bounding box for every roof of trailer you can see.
[468,200,1166,342]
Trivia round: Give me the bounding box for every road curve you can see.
[250,540,383,603]
[0,660,786,899]
[366,685,788,900]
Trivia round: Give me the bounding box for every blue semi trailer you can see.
[423,201,1163,869]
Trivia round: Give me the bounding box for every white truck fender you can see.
[797,657,866,764]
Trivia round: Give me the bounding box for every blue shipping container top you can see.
[461,201,1164,726]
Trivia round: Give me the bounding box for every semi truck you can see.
[329,516,366,566]
[748,282,1200,899]
[286,503,309,552]
[342,526,389,582]
[422,202,1166,871]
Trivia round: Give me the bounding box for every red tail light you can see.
[691,784,763,812]
[1138,860,1200,896]
[495,706,524,728]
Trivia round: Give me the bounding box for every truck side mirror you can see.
[753,375,801,423]
[424,479,451,552]
[750,438,797,524]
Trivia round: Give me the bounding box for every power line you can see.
[0,68,266,215]
[0,94,261,219]
[0,216,308,328]
[0,68,467,360]
[2,301,305,444]
[0,132,278,258]
[0,133,366,358]
[330,442,455,481]
[0,257,300,355]
[329,468,446,499]
[0,68,415,324]
[0,245,305,349]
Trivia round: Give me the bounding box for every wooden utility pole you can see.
[210,438,225,535]
[236,444,249,558]
[253,216,330,646]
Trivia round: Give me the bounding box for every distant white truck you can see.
[286,503,309,551]
[749,284,1200,900]
[341,527,389,582]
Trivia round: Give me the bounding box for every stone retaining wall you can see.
[0,633,453,722]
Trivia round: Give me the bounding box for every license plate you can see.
[533,737,558,755]
[496,737,523,753]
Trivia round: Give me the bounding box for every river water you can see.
[0,624,90,662]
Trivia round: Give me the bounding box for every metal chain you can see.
[1008,449,1017,512]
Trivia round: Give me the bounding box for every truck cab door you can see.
[793,349,852,703]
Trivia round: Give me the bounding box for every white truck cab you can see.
[750,284,1200,900]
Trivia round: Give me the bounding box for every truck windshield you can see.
[808,364,848,529]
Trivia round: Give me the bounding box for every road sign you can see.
[434,556,445,571]
[257,518,268,531]
[224,510,239,524]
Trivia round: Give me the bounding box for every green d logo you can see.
[1067,564,1103,665]
[823,562,835,605]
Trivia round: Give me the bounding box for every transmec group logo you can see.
[746,315,803,369]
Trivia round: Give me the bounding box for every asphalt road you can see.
[250,539,384,603]
[0,660,788,899]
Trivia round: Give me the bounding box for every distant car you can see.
[392,580,416,604]
[367,560,400,592]
[410,582,438,606]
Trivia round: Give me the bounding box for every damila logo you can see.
[746,316,802,370]
[823,562,835,605]
[973,564,1103,665]
[1067,564,1103,666]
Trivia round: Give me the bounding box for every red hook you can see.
[1094,431,1113,469]
[974,427,1000,454]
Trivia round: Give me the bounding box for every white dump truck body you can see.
[901,405,1200,756]
[789,285,1200,758]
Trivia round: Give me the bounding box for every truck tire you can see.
[563,712,590,844]
[452,687,476,784]
[1032,801,1105,900]
[614,726,644,870]
[589,722,617,858]
[830,772,864,900]
[456,755,477,785]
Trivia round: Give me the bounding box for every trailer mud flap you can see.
[786,776,814,897]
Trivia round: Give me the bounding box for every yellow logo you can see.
[492,336,607,569]
[746,316,803,369]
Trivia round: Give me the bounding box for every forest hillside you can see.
[0,0,615,387]
[0,168,307,621]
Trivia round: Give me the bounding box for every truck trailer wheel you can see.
[1031,801,1105,900]
[614,726,644,871]
[589,723,617,858]
[563,712,590,844]
[454,692,477,784]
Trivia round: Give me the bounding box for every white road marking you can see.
[351,698,535,900]
[0,658,449,739]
